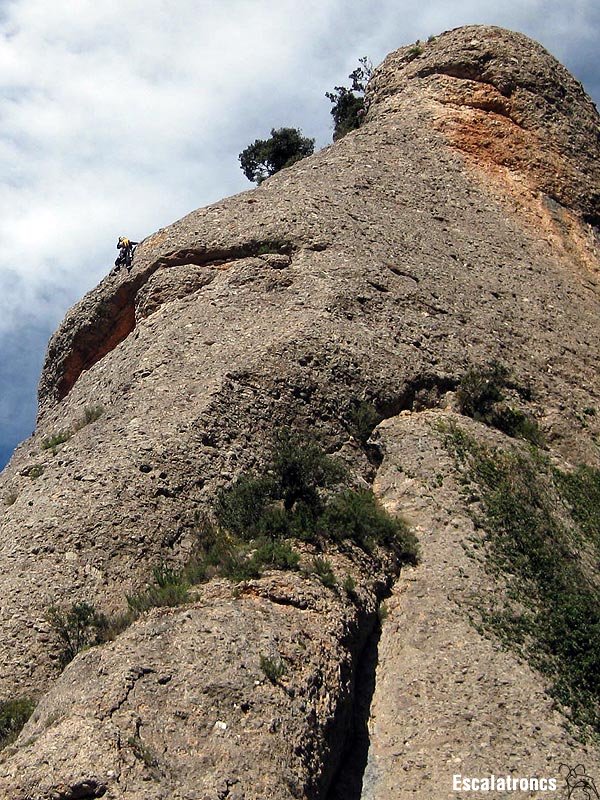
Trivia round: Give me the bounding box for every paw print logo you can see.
[561,764,600,799]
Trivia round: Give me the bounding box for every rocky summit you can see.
[1,24,599,800]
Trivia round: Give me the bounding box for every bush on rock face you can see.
[320,488,418,558]
[215,474,277,539]
[0,697,35,750]
[456,361,508,421]
[456,362,544,446]
[216,431,345,539]
[260,655,286,683]
[443,425,600,735]
[126,565,190,614]
[46,601,104,667]
[239,128,315,184]
[45,432,417,674]
[326,57,373,140]
[214,430,417,567]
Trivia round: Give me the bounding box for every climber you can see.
[115,236,138,270]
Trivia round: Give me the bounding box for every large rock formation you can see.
[0,24,599,799]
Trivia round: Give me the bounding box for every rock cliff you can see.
[0,24,599,799]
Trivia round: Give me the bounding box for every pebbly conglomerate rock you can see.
[0,24,599,799]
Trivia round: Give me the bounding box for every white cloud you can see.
[0,0,598,463]
[0,0,349,327]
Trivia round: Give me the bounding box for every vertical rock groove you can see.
[325,617,382,800]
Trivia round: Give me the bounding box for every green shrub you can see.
[215,431,344,541]
[348,400,382,445]
[127,564,190,614]
[326,88,365,140]
[456,361,508,421]
[457,363,543,445]
[0,697,35,750]
[184,523,260,583]
[201,533,241,571]
[555,465,600,546]
[182,556,208,586]
[239,128,315,184]
[41,430,71,453]
[47,600,137,664]
[445,426,600,735]
[84,404,104,424]
[128,735,159,770]
[491,405,545,447]
[215,475,276,539]
[342,574,356,595]
[173,517,219,585]
[3,490,18,506]
[252,538,300,571]
[27,465,45,479]
[406,42,423,60]
[326,57,372,140]
[194,534,300,583]
[285,499,321,542]
[254,240,290,256]
[270,430,345,512]
[222,557,263,583]
[311,556,336,589]
[213,430,417,580]
[253,505,292,540]
[92,610,136,644]
[48,571,192,667]
[321,488,418,560]
[46,601,104,667]
[73,404,105,432]
[260,654,286,683]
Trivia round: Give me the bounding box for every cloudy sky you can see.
[0,0,598,468]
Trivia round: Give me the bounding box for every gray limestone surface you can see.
[0,24,599,800]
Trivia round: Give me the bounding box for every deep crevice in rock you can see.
[582,208,600,230]
[54,780,108,799]
[239,586,313,611]
[324,615,382,800]
[355,375,457,469]
[377,374,457,419]
[386,265,419,283]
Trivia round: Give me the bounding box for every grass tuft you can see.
[41,430,71,453]
[456,362,543,446]
[260,654,286,683]
[310,556,337,589]
[444,422,600,737]
[0,697,35,750]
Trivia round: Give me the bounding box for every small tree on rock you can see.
[239,127,315,184]
[326,56,373,140]
[46,601,104,667]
